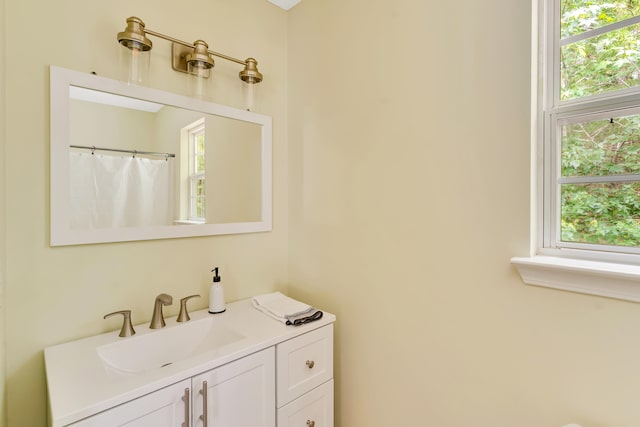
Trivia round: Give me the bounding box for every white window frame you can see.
[512,0,640,302]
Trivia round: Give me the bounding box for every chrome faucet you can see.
[150,293,173,329]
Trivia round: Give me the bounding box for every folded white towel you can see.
[252,292,313,324]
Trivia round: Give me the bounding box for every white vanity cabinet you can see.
[69,379,190,426]
[45,299,335,427]
[276,325,334,427]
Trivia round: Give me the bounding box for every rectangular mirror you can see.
[50,66,272,246]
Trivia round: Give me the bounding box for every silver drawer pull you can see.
[306,360,315,369]
[182,388,190,427]
[307,420,315,427]
[200,381,208,425]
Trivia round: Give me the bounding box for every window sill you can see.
[173,220,205,225]
[510,256,640,302]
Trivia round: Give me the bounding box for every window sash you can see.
[546,104,640,255]
[547,0,640,110]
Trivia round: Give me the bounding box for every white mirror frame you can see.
[50,66,272,246]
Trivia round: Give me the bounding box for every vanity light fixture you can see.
[117,16,263,106]
[186,40,214,98]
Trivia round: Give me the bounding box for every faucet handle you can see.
[104,310,136,337]
[177,294,201,322]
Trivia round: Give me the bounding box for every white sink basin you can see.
[97,316,244,373]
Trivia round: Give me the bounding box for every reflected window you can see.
[189,121,206,221]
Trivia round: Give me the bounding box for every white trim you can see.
[558,174,640,184]
[267,0,301,10]
[538,246,640,265]
[511,256,640,302]
[532,0,543,255]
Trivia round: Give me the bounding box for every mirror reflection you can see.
[69,88,262,229]
[50,66,272,246]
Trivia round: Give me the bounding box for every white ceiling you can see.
[267,0,302,10]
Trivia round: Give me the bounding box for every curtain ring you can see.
[91,146,95,155]
[132,150,137,158]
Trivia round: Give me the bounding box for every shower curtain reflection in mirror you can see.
[69,151,174,229]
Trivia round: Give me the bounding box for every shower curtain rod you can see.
[70,145,176,158]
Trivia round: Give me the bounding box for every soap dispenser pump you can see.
[209,267,226,314]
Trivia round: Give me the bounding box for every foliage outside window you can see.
[544,0,640,256]
[189,124,206,221]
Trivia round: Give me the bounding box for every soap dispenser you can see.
[209,267,226,314]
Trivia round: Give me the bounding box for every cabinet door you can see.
[70,379,190,426]
[277,380,333,427]
[192,347,275,427]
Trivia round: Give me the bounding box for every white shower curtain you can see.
[69,151,174,229]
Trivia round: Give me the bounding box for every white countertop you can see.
[44,298,336,426]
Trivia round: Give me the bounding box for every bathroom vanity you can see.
[44,298,335,426]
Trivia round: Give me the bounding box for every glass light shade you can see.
[241,81,259,111]
[187,61,212,99]
[119,41,150,85]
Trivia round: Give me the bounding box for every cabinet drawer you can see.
[276,325,333,407]
[277,380,333,427]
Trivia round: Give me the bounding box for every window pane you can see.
[194,179,205,196]
[561,182,640,246]
[195,196,205,219]
[189,179,206,219]
[190,196,206,220]
[196,133,205,153]
[561,23,640,100]
[562,112,640,177]
[561,0,640,39]
[195,154,205,173]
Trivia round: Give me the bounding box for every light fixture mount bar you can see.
[205,49,246,66]
[145,29,247,66]
[144,29,192,49]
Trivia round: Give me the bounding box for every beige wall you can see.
[154,105,204,220]
[3,0,287,425]
[70,100,157,151]
[6,1,640,426]
[206,116,262,223]
[288,1,640,427]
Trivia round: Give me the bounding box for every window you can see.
[511,0,640,301]
[546,0,640,256]
[189,122,206,221]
